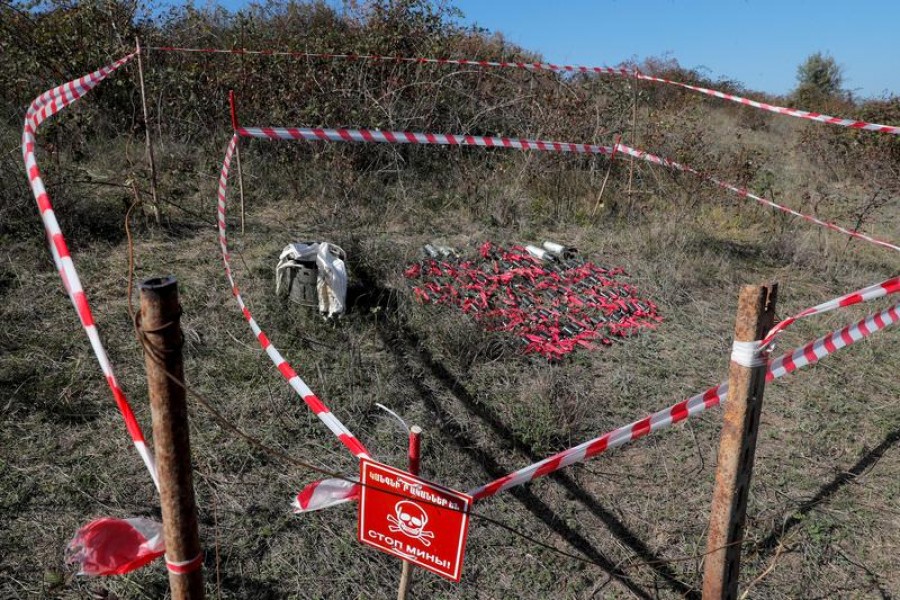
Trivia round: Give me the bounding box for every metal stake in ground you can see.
[397,425,422,600]
[140,276,204,600]
[702,283,777,600]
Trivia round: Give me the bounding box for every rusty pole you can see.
[140,276,204,600]
[702,283,778,600]
[397,425,422,600]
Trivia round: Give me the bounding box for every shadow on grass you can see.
[349,264,698,599]
[218,573,282,600]
[755,426,900,557]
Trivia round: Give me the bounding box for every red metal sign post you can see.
[358,458,471,582]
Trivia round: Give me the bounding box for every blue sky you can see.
[206,0,898,98]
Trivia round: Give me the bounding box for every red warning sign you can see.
[357,458,472,582]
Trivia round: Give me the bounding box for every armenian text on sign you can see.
[357,459,471,582]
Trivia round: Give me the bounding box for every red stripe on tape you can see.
[803,342,817,364]
[36,192,52,213]
[781,354,796,374]
[702,386,720,407]
[303,394,328,415]
[631,417,652,439]
[584,433,610,458]
[166,553,203,575]
[858,319,871,337]
[534,455,565,478]
[108,378,145,443]
[296,479,321,509]
[840,327,854,346]
[73,291,94,328]
[257,332,271,348]
[339,434,368,457]
[839,293,862,307]
[474,477,510,500]
[277,361,297,381]
[52,233,70,259]
[670,400,689,424]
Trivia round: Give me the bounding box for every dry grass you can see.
[2,95,899,600]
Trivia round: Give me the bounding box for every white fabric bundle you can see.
[276,242,348,317]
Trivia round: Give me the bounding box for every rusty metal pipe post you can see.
[702,283,777,600]
[140,276,204,600]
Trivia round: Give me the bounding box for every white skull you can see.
[395,501,428,537]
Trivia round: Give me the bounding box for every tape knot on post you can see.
[165,552,203,575]
[730,340,767,368]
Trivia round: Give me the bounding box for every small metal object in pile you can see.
[404,241,662,359]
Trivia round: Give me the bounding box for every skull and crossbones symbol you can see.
[387,501,435,546]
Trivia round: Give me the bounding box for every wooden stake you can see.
[227,90,247,235]
[591,136,620,218]
[397,425,422,600]
[702,283,778,600]
[135,37,161,224]
[627,72,638,196]
[235,142,246,235]
[140,276,204,600]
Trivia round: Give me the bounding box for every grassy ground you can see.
[1,100,899,599]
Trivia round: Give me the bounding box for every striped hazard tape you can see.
[235,122,899,255]
[238,119,895,510]
[634,72,900,134]
[609,143,900,254]
[22,53,160,491]
[470,301,900,500]
[151,46,900,135]
[216,135,371,459]
[237,125,613,155]
[762,276,900,349]
[294,301,900,510]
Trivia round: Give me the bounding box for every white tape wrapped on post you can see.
[730,340,767,368]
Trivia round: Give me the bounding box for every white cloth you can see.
[276,242,347,317]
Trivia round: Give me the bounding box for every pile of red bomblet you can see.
[404,241,662,359]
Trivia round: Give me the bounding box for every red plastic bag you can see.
[66,517,165,576]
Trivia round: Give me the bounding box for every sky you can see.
[206,0,898,99]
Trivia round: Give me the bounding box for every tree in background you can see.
[792,51,846,109]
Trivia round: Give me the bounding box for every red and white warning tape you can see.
[634,72,900,134]
[151,46,900,135]
[216,135,371,459]
[237,125,613,155]
[22,54,160,491]
[468,301,900,500]
[762,276,900,349]
[234,123,898,255]
[609,142,900,254]
[293,300,900,510]
[235,119,899,489]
